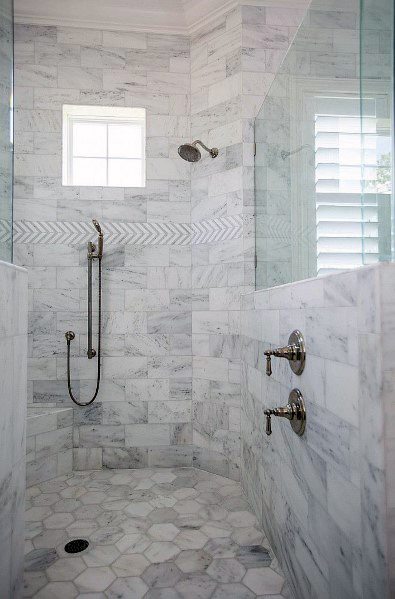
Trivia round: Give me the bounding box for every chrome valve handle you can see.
[264,389,306,437]
[264,330,306,376]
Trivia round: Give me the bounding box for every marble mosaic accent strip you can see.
[0,218,12,245]
[13,216,243,246]
[192,216,243,244]
[14,220,191,246]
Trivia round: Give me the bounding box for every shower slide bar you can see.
[65,219,103,407]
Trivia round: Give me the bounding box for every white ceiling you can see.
[14,0,238,34]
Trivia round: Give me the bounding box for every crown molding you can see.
[239,0,309,6]
[187,0,238,35]
[13,13,189,35]
[14,0,309,35]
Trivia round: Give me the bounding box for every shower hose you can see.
[65,257,102,407]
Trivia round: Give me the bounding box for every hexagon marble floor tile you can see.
[24,467,287,599]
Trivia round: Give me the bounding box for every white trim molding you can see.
[14,0,309,34]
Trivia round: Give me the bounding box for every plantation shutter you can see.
[314,97,381,276]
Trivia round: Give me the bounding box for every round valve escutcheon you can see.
[264,389,306,437]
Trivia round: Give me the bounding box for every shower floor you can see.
[24,467,286,598]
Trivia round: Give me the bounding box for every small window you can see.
[62,105,146,187]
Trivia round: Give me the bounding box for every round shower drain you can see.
[64,539,89,554]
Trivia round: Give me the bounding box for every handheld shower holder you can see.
[64,219,103,406]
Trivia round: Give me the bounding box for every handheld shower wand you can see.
[92,218,103,258]
[65,219,103,407]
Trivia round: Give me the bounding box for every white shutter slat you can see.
[317,221,378,237]
[313,97,387,274]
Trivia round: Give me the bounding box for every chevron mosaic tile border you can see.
[192,216,243,244]
[13,217,243,246]
[0,219,12,245]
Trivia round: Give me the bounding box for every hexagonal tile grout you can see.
[23,467,285,599]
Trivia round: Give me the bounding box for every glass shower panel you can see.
[360,0,394,264]
[0,0,13,262]
[255,0,394,289]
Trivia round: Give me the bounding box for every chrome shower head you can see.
[178,143,201,162]
[178,140,218,162]
[92,219,102,235]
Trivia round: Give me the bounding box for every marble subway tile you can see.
[102,401,148,425]
[148,356,192,379]
[14,64,57,87]
[79,425,125,448]
[148,400,191,424]
[126,378,169,402]
[35,42,81,66]
[58,66,103,90]
[125,424,170,447]
[103,30,147,49]
[147,311,191,335]
[103,69,147,92]
[102,357,148,380]
[102,447,149,469]
[57,27,102,45]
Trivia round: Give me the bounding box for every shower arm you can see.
[192,140,219,158]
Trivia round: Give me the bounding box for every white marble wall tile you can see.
[0,263,28,598]
[57,27,102,45]
[14,64,57,88]
[81,46,126,69]
[15,109,62,132]
[147,311,191,334]
[102,357,148,380]
[102,30,146,49]
[125,423,170,446]
[147,72,189,94]
[240,263,395,599]
[14,6,305,478]
[35,42,81,66]
[58,66,103,89]
[26,407,73,484]
[148,356,192,379]
[102,401,147,425]
[102,69,146,92]
[126,378,169,402]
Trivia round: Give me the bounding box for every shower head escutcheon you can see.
[178,140,218,162]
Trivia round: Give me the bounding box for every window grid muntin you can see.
[63,107,145,188]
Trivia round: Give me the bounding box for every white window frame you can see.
[62,105,146,188]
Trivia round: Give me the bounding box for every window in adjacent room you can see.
[62,105,146,187]
[314,95,391,276]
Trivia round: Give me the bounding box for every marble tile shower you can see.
[13,24,194,471]
[10,2,395,598]
[13,4,308,477]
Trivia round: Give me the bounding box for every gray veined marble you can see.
[23,467,287,598]
[0,262,28,599]
[241,263,395,599]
